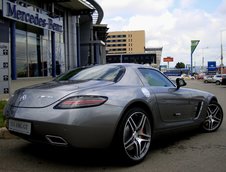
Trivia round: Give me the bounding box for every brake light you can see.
[54,96,108,109]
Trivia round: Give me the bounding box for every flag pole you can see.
[191,52,193,74]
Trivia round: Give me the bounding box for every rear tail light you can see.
[54,96,108,109]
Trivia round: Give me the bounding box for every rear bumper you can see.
[6,119,115,148]
[4,104,123,148]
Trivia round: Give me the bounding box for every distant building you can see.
[106,30,145,54]
[145,47,163,67]
[106,30,162,67]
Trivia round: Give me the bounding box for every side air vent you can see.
[194,101,204,119]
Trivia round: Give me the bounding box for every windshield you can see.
[55,65,125,82]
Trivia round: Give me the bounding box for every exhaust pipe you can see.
[45,135,68,146]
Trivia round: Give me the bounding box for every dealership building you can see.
[0,0,107,83]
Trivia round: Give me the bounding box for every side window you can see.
[139,68,174,87]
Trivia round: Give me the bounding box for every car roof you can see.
[215,74,226,76]
[107,63,156,70]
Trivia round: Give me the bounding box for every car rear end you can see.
[213,74,223,85]
[3,85,125,148]
[221,75,226,85]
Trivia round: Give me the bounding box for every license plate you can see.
[8,119,31,135]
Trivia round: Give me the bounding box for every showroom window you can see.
[15,24,65,77]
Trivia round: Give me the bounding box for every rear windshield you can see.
[55,65,125,82]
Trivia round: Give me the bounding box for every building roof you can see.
[44,0,103,24]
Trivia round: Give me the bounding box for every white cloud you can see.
[99,0,174,18]
[217,0,226,14]
[96,0,226,67]
[179,0,195,9]
[111,16,125,22]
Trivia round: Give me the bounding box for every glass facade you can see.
[1,0,106,79]
[15,23,65,78]
[7,0,66,78]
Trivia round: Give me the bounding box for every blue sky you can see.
[172,0,222,12]
[193,1,220,12]
[96,0,226,68]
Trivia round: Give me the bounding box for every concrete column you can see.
[10,21,16,80]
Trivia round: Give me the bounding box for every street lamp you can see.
[201,47,208,72]
[220,29,226,74]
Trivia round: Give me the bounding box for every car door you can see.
[138,68,194,122]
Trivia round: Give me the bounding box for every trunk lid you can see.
[9,80,113,108]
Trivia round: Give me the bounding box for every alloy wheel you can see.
[123,111,151,161]
[202,103,223,132]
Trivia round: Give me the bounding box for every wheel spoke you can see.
[124,137,136,150]
[213,116,221,123]
[138,115,151,140]
[139,133,151,140]
[138,139,148,156]
[207,107,212,118]
[209,106,220,116]
[137,115,146,130]
[209,120,214,130]
[128,117,137,132]
[134,140,141,158]
[205,118,214,130]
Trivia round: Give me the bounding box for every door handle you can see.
[174,113,182,116]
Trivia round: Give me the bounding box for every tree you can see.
[175,62,185,69]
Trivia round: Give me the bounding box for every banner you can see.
[191,40,200,54]
[163,57,174,62]
[207,61,217,71]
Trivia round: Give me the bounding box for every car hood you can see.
[9,80,114,108]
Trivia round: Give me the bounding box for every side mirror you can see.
[176,78,187,89]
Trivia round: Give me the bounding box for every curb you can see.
[0,127,18,139]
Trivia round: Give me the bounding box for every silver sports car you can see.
[3,63,224,164]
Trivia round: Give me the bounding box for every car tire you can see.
[201,102,223,132]
[216,81,221,85]
[204,80,208,83]
[115,107,152,164]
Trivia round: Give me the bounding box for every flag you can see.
[191,40,200,54]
